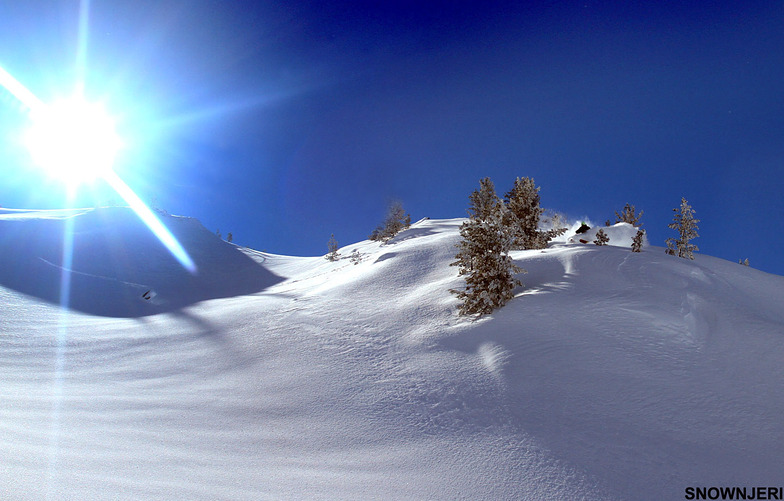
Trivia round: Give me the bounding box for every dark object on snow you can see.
[579,239,589,244]
[142,290,151,300]
[575,223,591,234]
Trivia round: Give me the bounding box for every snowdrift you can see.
[1,213,783,500]
[565,221,649,247]
[0,207,283,316]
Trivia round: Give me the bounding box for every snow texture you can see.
[1,208,783,500]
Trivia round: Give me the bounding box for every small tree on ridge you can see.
[665,197,699,259]
[615,203,644,227]
[504,177,543,249]
[594,229,609,246]
[631,229,645,252]
[326,234,340,261]
[369,201,411,242]
[504,176,566,249]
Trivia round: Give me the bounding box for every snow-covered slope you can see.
[0,208,283,317]
[1,209,783,500]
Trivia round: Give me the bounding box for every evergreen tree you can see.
[504,176,543,249]
[665,197,700,259]
[504,177,566,249]
[533,226,569,248]
[451,178,523,315]
[615,203,644,227]
[326,234,340,261]
[216,229,222,239]
[632,229,645,252]
[631,229,645,252]
[594,229,609,246]
[227,232,233,243]
[350,249,363,265]
[369,201,411,242]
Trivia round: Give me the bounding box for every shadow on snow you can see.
[0,207,284,317]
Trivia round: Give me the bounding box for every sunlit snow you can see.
[1,208,782,500]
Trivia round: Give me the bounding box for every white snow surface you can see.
[1,208,783,500]
[565,222,649,248]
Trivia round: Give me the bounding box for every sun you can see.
[23,96,122,185]
[1,61,195,273]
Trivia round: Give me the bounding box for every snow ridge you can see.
[1,211,783,500]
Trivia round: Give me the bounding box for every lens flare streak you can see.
[0,65,45,114]
[47,210,75,495]
[0,63,197,273]
[104,170,197,273]
[0,59,199,493]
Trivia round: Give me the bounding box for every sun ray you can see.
[76,0,91,95]
[2,5,199,492]
[0,65,45,114]
[47,193,76,496]
[0,62,198,273]
[104,170,197,273]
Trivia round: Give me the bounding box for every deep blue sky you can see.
[1,1,783,275]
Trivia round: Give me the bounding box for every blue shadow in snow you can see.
[0,207,284,317]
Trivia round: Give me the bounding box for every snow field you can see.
[1,209,783,500]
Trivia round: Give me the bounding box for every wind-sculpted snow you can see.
[565,221,649,248]
[0,207,283,316]
[1,215,783,500]
[443,244,784,498]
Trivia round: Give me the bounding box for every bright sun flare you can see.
[1,60,196,273]
[24,97,121,185]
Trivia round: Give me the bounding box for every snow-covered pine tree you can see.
[615,203,644,227]
[665,197,699,259]
[631,229,645,252]
[594,229,609,246]
[326,234,340,261]
[539,226,568,247]
[451,178,523,316]
[369,201,411,242]
[504,176,544,249]
[350,249,363,265]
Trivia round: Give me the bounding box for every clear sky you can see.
[1,0,783,275]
